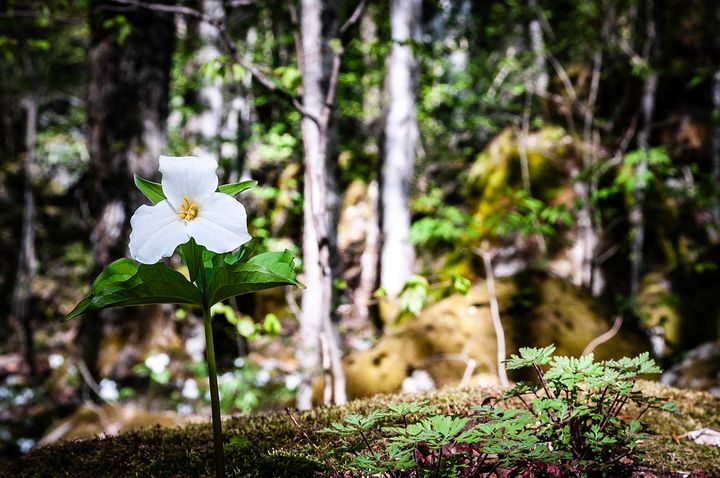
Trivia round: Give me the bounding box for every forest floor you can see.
[4,381,720,478]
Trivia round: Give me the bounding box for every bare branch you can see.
[106,0,320,125]
[339,0,368,37]
[322,0,368,123]
[583,316,623,356]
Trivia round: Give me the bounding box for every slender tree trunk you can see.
[527,0,548,98]
[78,0,175,382]
[296,0,346,410]
[11,96,38,380]
[713,69,720,229]
[712,0,720,231]
[187,0,225,161]
[630,0,658,297]
[380,0,421,298]
[573,47,604,295]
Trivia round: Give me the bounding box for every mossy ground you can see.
[5,382,719,477]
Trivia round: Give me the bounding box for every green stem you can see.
[204,304,225,478]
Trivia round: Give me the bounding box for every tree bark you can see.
[296,0,346,410]
[380,0,421,298]
[630,0,658,297]
[11,96,38,379]
[187,0,225,161]
[78,0,175,382]
[527,0,548,98]
[712,1,720,230]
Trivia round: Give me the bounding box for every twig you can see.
[285,407,341,476]
[475,246,509,387]
[76,359,105,400]
[583,316,623,356]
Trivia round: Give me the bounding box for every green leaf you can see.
[64,259,203,321]
[205,250,304,306]
[134,175,165,204]
[218,180,257,197]
[180,239,204,284]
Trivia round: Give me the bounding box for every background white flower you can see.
[144,352,170,375]
[98,379,119,401]
[129,155,251,264]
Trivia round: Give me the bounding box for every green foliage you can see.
[63,259,204,321]
[485,190,573,238]
[64,180,302,322]
[410,189,476,247]
[398,275,430,317]
[502,349,672,475]
[324,349,676,477]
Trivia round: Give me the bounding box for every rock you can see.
[661,341,720,398]
[638,272,681,356]
[342,273,651,399]
[38,404,196,445]
[467,126,572,233]
[684,428,720,447]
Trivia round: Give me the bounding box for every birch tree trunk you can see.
[630,1,658,297]
[380,0,421,298]
[11,96,38,379]
[527,0,548,98]
[296,0,346,410]
[78,0,175,381]
[187,0,225,161]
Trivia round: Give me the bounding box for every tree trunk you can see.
[713,68,720,229]
[380,0,421,298]
[11,96,38,380]
[630,1,658,297]
[527,0,548,98]
[712,0,720,231]
[296,0,345,410]
[78,0,175,382]
[187,0,225,162]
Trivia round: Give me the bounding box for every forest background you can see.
[1,0,719,462]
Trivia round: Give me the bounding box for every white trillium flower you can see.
[129,155,252,264]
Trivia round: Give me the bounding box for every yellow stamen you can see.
[178,196,199,221]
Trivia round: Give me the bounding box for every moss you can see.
[341,273,650,399]
[6,382,718,477]
[466,125,571,234]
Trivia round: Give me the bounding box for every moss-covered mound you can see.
[343,273,650,399]
[6,382,719,478]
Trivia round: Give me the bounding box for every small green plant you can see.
[320,347,676,477]
[502,346,677,475]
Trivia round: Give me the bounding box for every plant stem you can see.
[204,304,225,478]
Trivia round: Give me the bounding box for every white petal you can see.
[186,193,252,253]
[159,155,219,209]
[129,200,190,264]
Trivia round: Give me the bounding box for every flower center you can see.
[178,196,199,221]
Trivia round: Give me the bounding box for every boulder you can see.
[343,274,651,399]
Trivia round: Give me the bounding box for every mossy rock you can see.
[662,341,720,397]
[6,382,719,477]
[39,404,195,445]
[466,126,572,229]
[343,273,650,399]
[638,272,681,355]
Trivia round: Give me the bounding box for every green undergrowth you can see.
[5,382,719,478]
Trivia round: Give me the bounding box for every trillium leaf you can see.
[64,258,203,321]
[218,180,257,197]
[180,239,204,285]
[206,250,304,306]
[134,175,166,204]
